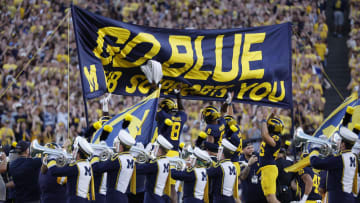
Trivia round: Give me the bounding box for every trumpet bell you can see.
[30,140,72,167]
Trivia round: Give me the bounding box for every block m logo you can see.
[83,65,99,92]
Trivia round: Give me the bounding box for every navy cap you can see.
[15,141,30,153]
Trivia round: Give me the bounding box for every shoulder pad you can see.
[111,154,119,161]
[186,167,194,172]
[272,135,280,141]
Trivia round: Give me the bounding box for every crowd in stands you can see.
[347,0,360,93]
[0,0,329,152]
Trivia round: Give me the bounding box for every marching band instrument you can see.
[90,143,114,161]
[30,140,72,167]
[130,144,154,163]
[285,128,337,173]
[168,157,187,170]
[293,127,337,156]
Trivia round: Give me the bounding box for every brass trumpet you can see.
[30,140,72,167]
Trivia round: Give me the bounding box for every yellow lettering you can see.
[249,82,272,101]
[138,80,150,94]
[161,80,175,95]
[240,33,265,81]
[184,36,211,80]
[136,110,150,137]
[114,33,161,67]
[213,34,241,82]
[126,75,147,93]
[93,27,130,66]
[163,35,194,77]
[199,85,214,95]
[83,65,99,92]
[191,84,202,94]
[268,81,286,102]
[237,83,257,99]
[106,72,122,93]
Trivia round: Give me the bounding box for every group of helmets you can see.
[201,105,284,135]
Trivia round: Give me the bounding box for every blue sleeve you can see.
[49,164,78,177]
[204,141,219,152]
[92,159,119,173]
[319,171,327,189]
[136,162,158,174]
[171,169,194,181]
[310,155,343,170]
[206,166,222,177]
[31,158,42,168]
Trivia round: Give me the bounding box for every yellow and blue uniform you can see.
[207,159,238,203]
[225,126,242,162]
[39,171,67,203]
[91,152,136,203]
[297,167,322,202]
[136,156,171,203]
[239,153,267,203]
[258,134,281,196]
[47,159,93,203]
[310,150,358,203]
[90,166,107,203]
[157,109,187,151]
[204,117,226,152]
[171,167,208,203]
[9,157,42,203]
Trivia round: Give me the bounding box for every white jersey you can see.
[194,167,207,200]
[220,161,237,197]
[115,153,135,193]
[154,158,170,196]
[342,152,357,194]
[76,161,93,198]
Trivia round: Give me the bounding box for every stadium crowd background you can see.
[0,0,335,153]
[347,0,360,93]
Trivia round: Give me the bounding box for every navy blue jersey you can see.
[9,157,42,203]
[48,159,92,203]
[310,150,358,203]
[171,167,208,201]
[205,117,226,145]
[259,135,281,167]
[136,156,170,202]
[297,167,322,201]
[157,110,187,151]
[39,171,66,203]
[239,153,266,203]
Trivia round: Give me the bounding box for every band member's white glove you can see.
[101,94,112,112]
[174,89,180,95]
[299,194,308,203]
[140,60,163,85]
[225,92,232,104]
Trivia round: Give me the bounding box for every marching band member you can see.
[239,140,266,203]
[38,143,67,203]
[207,138,239,203]
[136,135,173,203]
[258,113,284,203]
[310,126,359,203]
[171,147,212,203]
[156,91,187,203]
[90,125,113,203]
[91,116,136,203]
[9,140,42,203]
[47,136,94,203]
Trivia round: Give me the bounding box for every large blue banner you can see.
[72,5,292,108]
[313,92,360,138]
[91,89,160,146]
